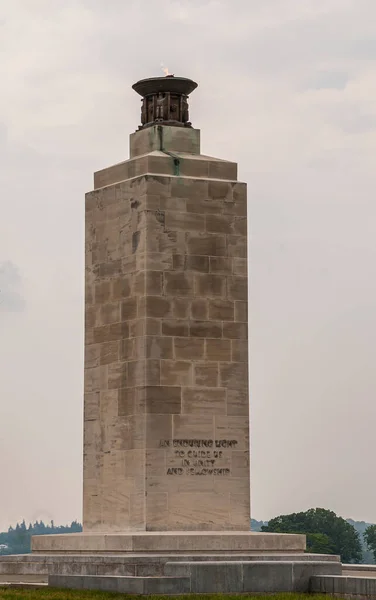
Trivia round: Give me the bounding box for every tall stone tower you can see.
[83,76,249,533]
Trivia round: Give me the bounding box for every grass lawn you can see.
[0,592,335,600]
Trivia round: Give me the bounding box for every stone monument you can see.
[0,75,343,594]
[36,74,256,548]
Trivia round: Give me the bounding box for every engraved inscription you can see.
[160,439,237,476]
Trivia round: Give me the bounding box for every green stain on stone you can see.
[157,125,181,176]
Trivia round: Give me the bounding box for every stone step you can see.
[48,574,191,595]
[311,574,376,598]
[163,560,342,593]
[0,551,340,564]
[48,559,342,594]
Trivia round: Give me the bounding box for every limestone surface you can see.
[83,125,249,532]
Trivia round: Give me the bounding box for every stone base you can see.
[0,551,341,593]
[0,531,346,594]
[31,531,306,554]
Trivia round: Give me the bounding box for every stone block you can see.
[210,256,232,274]
[93,260,123,280]
[168,492,230,530]
[230,493,251,527]
[95,302,123,327]
[242,562,293,593]
[48,573,191,595]
[292,561,342,592]
[208,159,237,180]
[227,389,249,417]
[161,360,193,386]
[223,322,248,339]
[172,298,190,318]
[129,125,201,158]
[121,298,138,320]
[94,281,111,304]
[233,257,247,276]
[206,339,231,361]
[93,322,129,344]
[84,421,102,454]
[186,232,226,256]
[232,451,250,477]
[235,300,248,322]
[85,344,100,369]
[231,340,248,362]
[145,175,171,200]
[143,576,191,595]
[190,321,222,338]
[166,211,205,232]
[130,317,161,337]
[209,299,234,321]
[174,337,205,360]
[162,319,189,337]
[100,341,120,366]
[118,388,142,416]
[165,272,194,295]
[173,415,215,439]
[206,214,234,234]
[146,493,169,526]
[186,196,222,215]
[190,562,243,593]
[139,296,172,318]
[125,449,145,477]
[144,336,173,359]
[219,361,248,390]
[195,274,225,297]
[146,450,166,477]
[227,276,248,301]
[84,392,100,421]
[215,415,249,450]
[173,254,209,273]
[208,180,234,201]
[128,360,160,387]
[107,361,128,389]
[191,299,208,320]
[100,390,119,419]
[194,363,219,387]
[182,388,226,415]
[227,235,247,258]
[85,365,108,393]
[138,271,164,295]
[171,178,208,200]
[146,414,173,447]
[142,381,181,415]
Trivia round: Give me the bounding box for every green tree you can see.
[364,525,376,563]
[306,533,336,555]
[262,508,362,563]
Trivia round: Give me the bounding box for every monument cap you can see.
[132,75,198,129]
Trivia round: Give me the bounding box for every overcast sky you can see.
[1,0,376,531]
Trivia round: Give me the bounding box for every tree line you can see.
[0,520,82,555]
[262,508,376,564]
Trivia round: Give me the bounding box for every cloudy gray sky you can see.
[1,0,376,531]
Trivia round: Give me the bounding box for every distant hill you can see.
[347,519,375,564]
[251,518,268,532]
